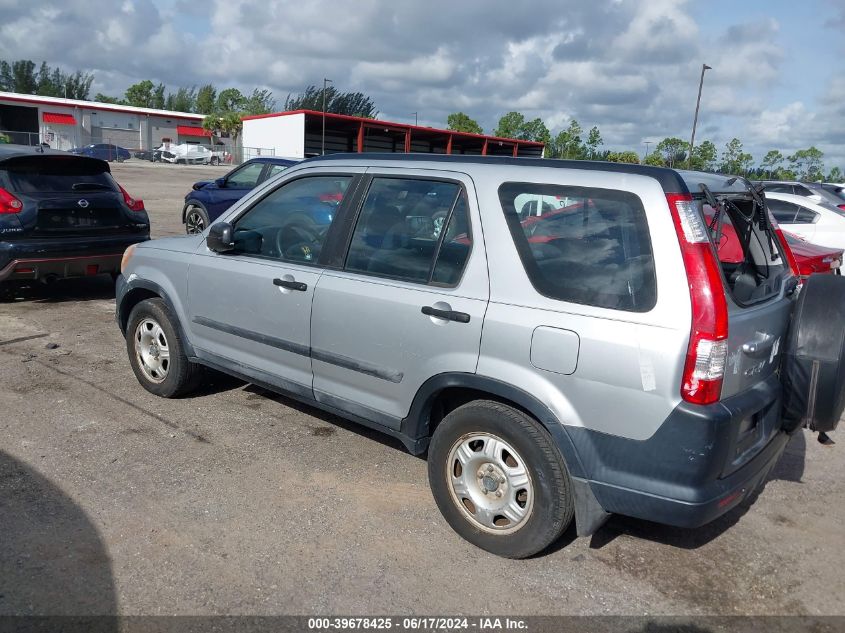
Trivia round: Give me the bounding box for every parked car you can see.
[782,231,843,278]
[158,143,222,166]
[757,179,845,210]
[821,182,845,204]
[134,149,163,162]
[116,155,845,558]
[70,143,131,162]
[764,191,845,261]
[181,157,300,234]
[0,144,149,291]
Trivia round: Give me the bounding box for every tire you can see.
[210,156,219,166]
[126,298,202,398]
[427,400,574,558]
[782,274,845,433]
[184,203,210,235]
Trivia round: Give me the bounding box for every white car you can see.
[765,192,845,263]
[158,143,224,165]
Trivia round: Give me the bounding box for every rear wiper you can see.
[71,182,112,191]
[699,183,725,246]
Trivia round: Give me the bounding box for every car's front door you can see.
[186,170,362,397]
[310,170,489,428]
[205,161,267,219]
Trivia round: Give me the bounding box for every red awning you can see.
[177,125,211,137]
[42,112,77,125]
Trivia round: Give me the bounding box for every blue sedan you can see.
[70,144,131,162]
[182,157,299,234]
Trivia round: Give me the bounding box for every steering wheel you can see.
[275,222,322,261]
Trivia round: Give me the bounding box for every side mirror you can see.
[215,177,227,188]
[207,222,234,253]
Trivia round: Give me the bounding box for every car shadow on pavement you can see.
[588,430,807,551]
[241,384,411,453]
[0,450,118,619]
[0,276,115,304]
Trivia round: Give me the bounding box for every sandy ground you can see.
[0,160,842,617]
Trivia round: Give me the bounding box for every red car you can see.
[782,231,842,278]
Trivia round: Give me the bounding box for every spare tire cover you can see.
[782,274,845,433]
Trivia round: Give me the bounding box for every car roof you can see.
[763,191,834,209]
[302,153,701,192]
[246,156,300,165]
[758,180,822,188]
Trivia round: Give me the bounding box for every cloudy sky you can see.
[2,0,843,168]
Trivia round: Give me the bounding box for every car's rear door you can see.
[309,169,488,428]
[205,161,267,218]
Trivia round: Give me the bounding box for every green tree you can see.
[760,150,784,179]
[643,151,665,167]
[9,60,37,93]
[493,112,549,143]
[242,88,276,115]
[689,140,717,171]
[124,80,157,108]
[827,166,844,183]
[94,93,125,105]
[446,112,483,135]
[550,119,584,159]
[585,126,603,159]
[787,146,825,181]
[196,84,217,114]
[655,137,688,168]
[166,86,197,112]
[216,88,246,113]
[606,151,640,164]
[284,85,378,118]
[720,138,752,175]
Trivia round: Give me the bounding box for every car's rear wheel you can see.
[428,400,574,558]
[126,298,202,398]
[185,203,210,235]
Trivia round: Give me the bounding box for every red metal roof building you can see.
[241,110,545,159]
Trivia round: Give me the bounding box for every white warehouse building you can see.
[0,91,213,152]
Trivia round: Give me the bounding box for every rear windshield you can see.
[498,183,656,312]
[3,157,116,193]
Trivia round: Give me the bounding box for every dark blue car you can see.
[70,144,132,162]
[182,157,300,234]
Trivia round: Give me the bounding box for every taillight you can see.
[118,184,145,212]
[838,204,845,211]
[0,187,23,214]
[667,193,728,405]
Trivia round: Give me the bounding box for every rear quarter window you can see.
[499,183,656,312]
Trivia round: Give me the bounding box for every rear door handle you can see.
[742,333,776,358]
[273,278,307,291]
[421,306,471,323]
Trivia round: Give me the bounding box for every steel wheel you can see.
[134,317,170,383]
[446,432,534,534]
[185,207,206,234]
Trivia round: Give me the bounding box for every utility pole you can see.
[322,78,333,155]
[411,112,418,126]
[688,64,711,169]
[643,141,651,161]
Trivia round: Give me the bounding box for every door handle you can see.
[421,306,470,323]
[273,278,307,291]
[741,333,776,358]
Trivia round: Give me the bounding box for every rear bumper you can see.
[568,373,790,528]
[0,235,148,282]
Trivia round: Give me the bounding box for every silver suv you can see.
[116,155,828,558]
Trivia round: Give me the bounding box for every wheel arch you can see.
[400,373,586,480]
[117,279,196,358]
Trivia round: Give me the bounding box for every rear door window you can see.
[227,162,265,188]
[344,177,470,285]
[498,183,656,312]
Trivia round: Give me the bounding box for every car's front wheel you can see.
[428,400,574,558]
[126,298,202,398]
[184,203,210,235]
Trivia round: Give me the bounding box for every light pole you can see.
[688,63,711,169]
[643,141,651,161]
[322,78,333,155]
[411,112,418,126]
